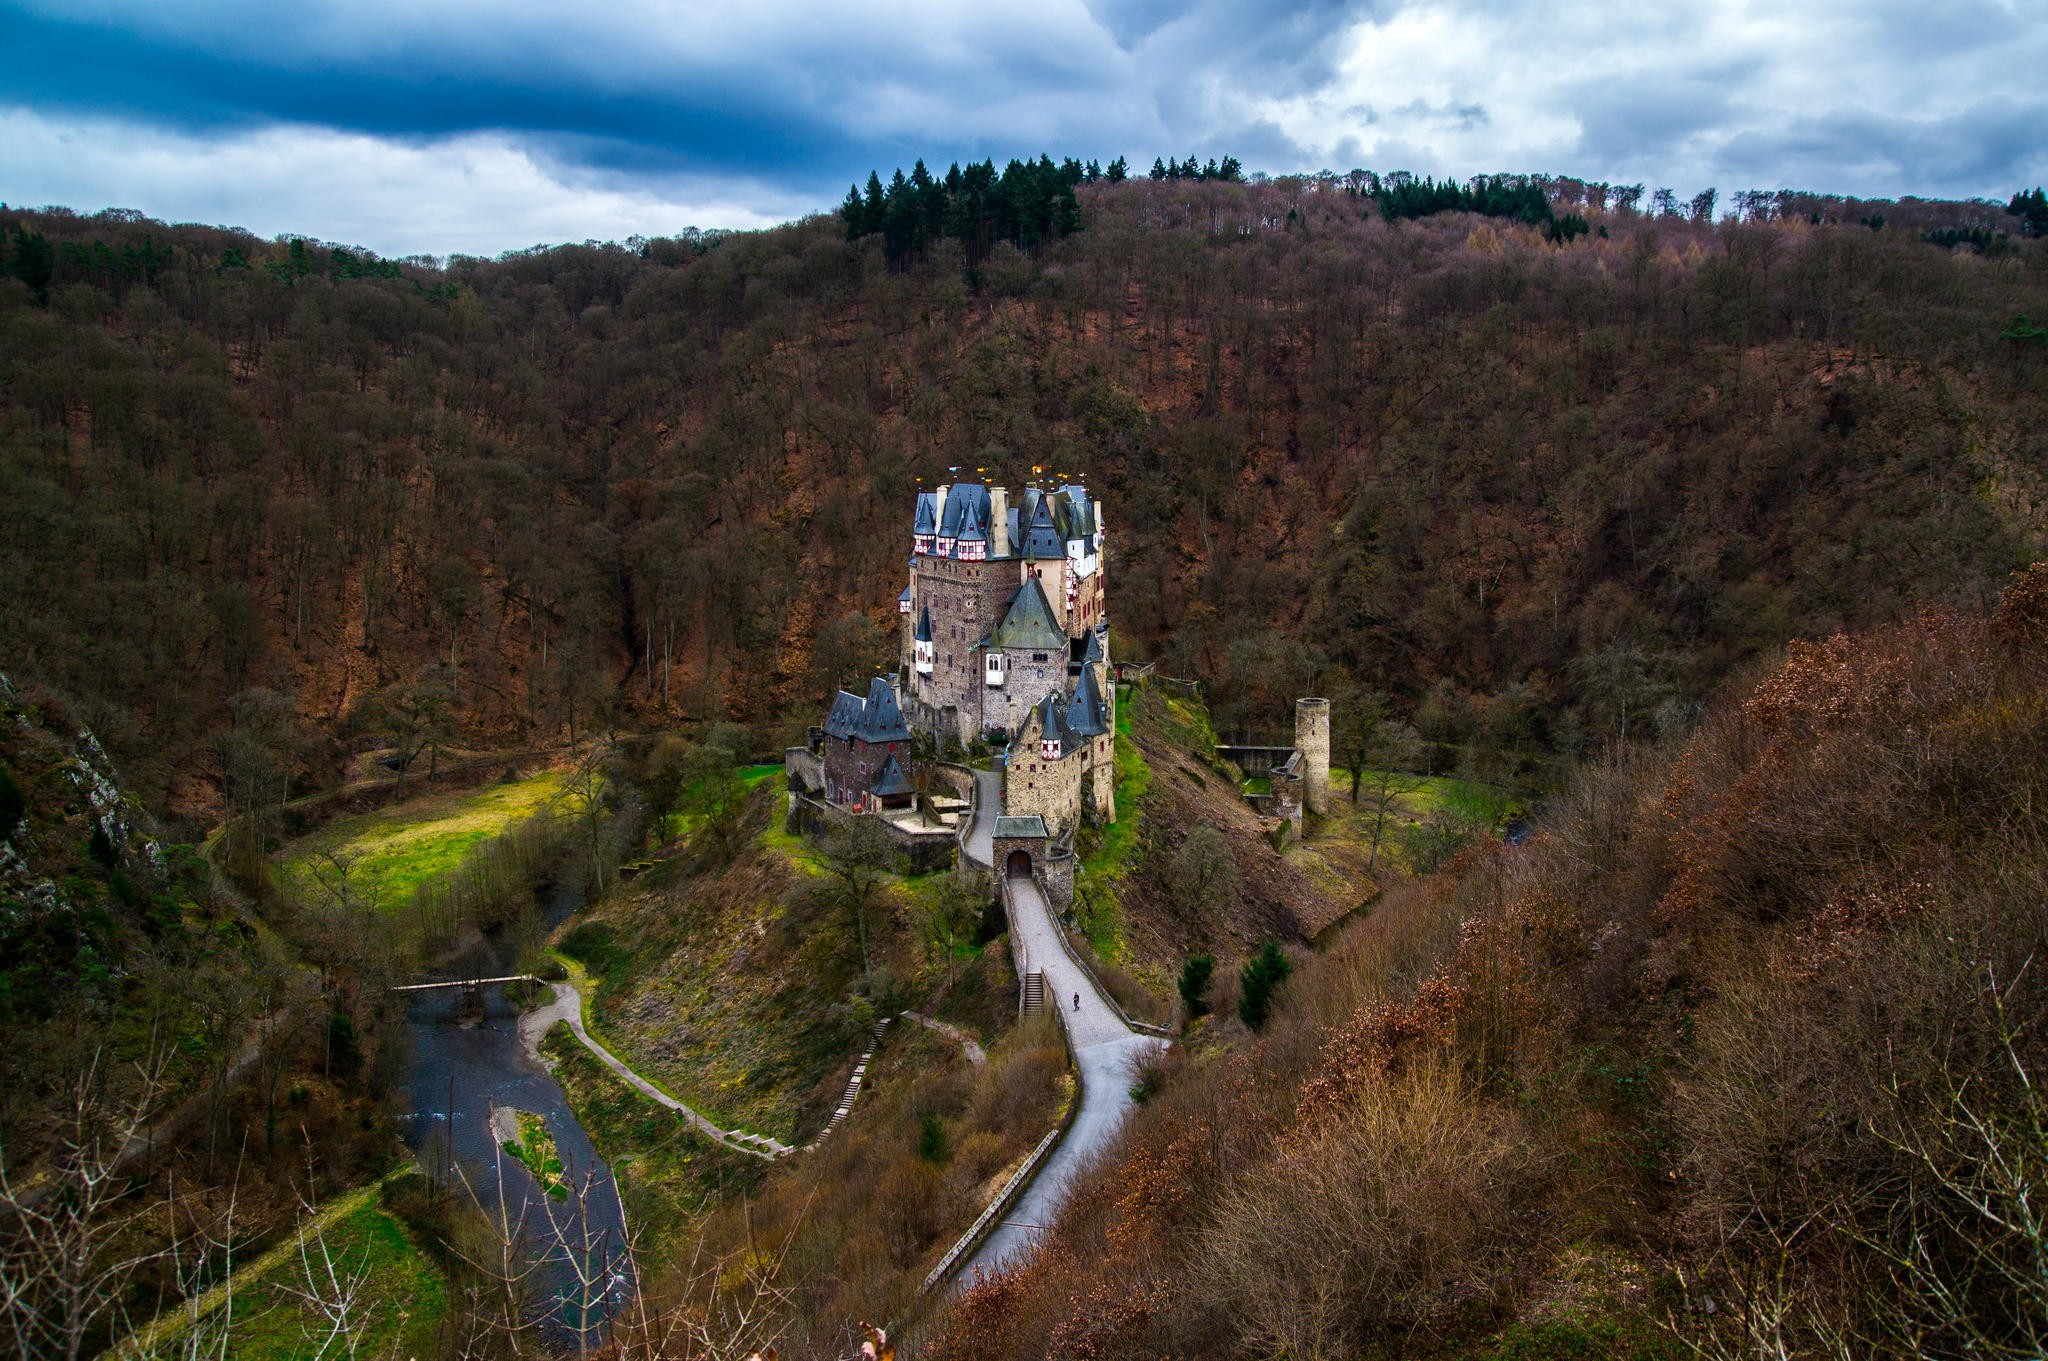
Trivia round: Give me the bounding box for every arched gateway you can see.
[1006,849,1033,879]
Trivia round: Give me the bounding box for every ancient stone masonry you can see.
[1297,697,1331,816]
[795,479,1118,856]
[899,480,1117,840]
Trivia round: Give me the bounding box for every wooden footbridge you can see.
[389,975,542,992]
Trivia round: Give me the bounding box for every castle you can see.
[899,480,1115,838]
[787,480,1116,866]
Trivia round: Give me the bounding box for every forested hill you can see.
[2,178,2044,816]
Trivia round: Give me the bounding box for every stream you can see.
[399,879,629,1348]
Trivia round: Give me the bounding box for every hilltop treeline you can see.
[1,174,2044,818]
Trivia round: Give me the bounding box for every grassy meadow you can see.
[277,770,566,909]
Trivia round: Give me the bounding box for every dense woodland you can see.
[3,175,2043,824]
[2,168,2048,1357]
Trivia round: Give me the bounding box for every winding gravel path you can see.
[521,982,792,1160]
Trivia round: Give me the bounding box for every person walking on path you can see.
[1073,992,1081,1012]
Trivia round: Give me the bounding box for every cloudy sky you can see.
[3,0,2043,257]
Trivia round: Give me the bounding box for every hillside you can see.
[923,563,2048,1359]
[2,184,2043,815]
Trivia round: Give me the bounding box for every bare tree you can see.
[0,1053,176,1361]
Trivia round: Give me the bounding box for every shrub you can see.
[1194,1061,1545,1354]
[1178,952,1214,1017]
[918,1113,950,1163]
[1238,941,1292,1031]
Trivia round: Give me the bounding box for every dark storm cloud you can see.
[1,0,2043,256]
[3,6,866,180]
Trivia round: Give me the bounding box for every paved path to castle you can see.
[958,863,1165,1283]
[963,768,1002,867]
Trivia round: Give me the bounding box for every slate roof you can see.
[1081,627,1105,666]
[1031,691,1081,753]
[994,814,1049,839]
[1053,485,1094,539]
[871,754,913,797]
[822,690,866,741]
[1068,664,1111,737]
[938,482,992,538]
[956,497,987,544]
[1020,497,1064,559]
[914,492,937,535]
[914,605,933,642]
[823,678,912,744]
[989,577,1066,651]
[856,676,912,743]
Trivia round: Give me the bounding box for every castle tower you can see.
[1296,697,1330,816]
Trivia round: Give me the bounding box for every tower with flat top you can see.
[1296,697,1330,816]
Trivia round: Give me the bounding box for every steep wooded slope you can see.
[2,186,2043,814]
[927,564,2048,1359]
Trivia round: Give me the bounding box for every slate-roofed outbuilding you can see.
[824,679,912,744]
[994,814,1049,839]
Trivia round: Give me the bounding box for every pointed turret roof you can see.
[1081,627,1104,666]
[1068,663,1110,737]
[914,605,933,642]
[1031,691,1078,753]
[938,482,991,538]
[914,492,937,535]
[990,577,1066,651]
[1020,496,1064,559]
[956,497,987,543]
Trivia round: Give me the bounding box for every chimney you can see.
[990,485,1010,558]
[934,483,951,538]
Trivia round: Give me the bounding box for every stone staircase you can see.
[807,1017,892,1150]
[1021,969,1048,1016]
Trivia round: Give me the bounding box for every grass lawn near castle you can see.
[553,772,1003,1151]
[275,769,566,910]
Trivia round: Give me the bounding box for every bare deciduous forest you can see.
[3,170,2048,1358]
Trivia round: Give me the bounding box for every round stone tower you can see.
[1296,697,1331,816]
